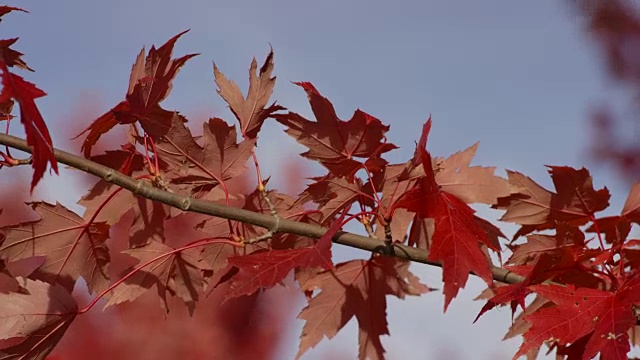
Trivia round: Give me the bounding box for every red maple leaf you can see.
[586,215,631,245]
[80,177,170,248]
[163,117,256,190]
[128,197,169,247]
[0,61,57,190]
[475,253,562,322]
[515,279,640,360]
[501,295,549,360]
[274,82,397,178]
[294,175,366,224]
[495,166,610,239]
[105,241,211,314]
[214,49,285,139]
[224,211,345,300]
[0,202,110,294]
[297,256,428,360]
[0,38,32,71]
[76,31,198,157]
[394,119,496,310]
[151,113,197,177]
[476,223,609,323]
[0,6,26,19]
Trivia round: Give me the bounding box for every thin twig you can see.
[0,132,525,285]
[244,187,281,245]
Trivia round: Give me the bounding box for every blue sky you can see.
[5,1,635,359]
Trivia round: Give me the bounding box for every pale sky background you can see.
[4,1,637,359]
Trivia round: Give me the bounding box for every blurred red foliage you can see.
[574,0,640,181]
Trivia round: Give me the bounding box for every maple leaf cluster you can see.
[2,6,640,360]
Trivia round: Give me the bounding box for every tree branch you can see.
[0,133,524,285]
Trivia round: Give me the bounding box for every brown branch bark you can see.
[0,133,524,285]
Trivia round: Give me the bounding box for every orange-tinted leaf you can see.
[214,49,284,139]
[508,234,559,265]
[496,167,610,238]
[0,278,76,360]
[622,181,640,223]
[495,170,552,229]
[435,142,509,205]
[79,180,136,226]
